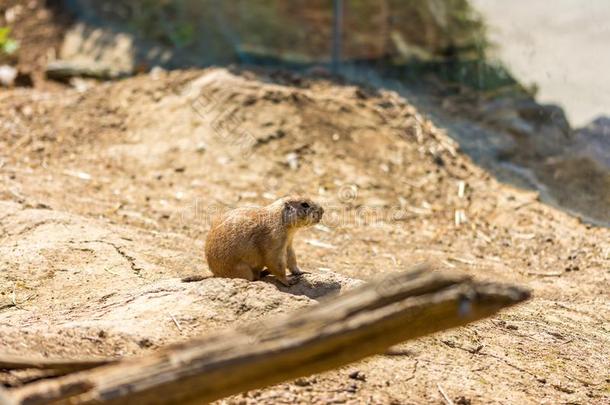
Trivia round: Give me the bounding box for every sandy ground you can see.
[0,67,609,404]
[472,0,610,127]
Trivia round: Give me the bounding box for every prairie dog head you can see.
[278,196,324,229]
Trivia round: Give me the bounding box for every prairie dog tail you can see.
[181,275,213,283]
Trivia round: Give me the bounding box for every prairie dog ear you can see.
[283,200,298,224]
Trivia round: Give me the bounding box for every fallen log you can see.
[5,265,530,405]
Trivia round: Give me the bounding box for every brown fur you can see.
[205,196,324,286]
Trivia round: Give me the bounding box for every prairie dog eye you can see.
[300,202,310,209]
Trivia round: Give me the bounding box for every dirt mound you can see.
[1,68,609,403]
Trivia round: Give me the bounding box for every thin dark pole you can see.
[332,0,343,74]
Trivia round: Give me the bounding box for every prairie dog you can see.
[205,196,324,286]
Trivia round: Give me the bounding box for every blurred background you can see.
[1,0,609,225]
[473,0,610,127]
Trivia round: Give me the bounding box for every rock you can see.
[444,92,609,225]
[514,100,571,137]
[517,115,610,226]
[46,59,126,81]
[480,98,571,155]
[0,65,17,86]
[149,66,166,80]
[293,378,311,387]
[55,21,219,77]
[574,116,610,171]
[285,152,299,170]
[349,370,367,382]
[195,142,207,153]
[0,201,364,355]
[60,23,137,76]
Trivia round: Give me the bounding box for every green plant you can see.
[0,27,19,56]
